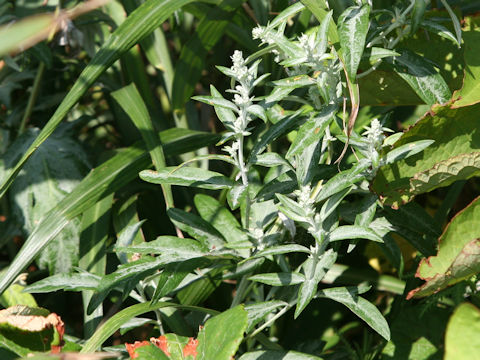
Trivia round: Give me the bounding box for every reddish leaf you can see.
[125,340,150,359]
[150,335,170,356]
[183,337,199,358]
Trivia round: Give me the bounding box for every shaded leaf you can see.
[445,303,480,360]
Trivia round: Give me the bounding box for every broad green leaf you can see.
[25,273,100,293]
[140,167,234,190]
[249,272,305,286]
[0,306,64,352]
[286,105,336,159]
[5,128,89,274]
[239,351,322,360]
[0,270,37,308]
[196,305,247,360]
[172,0,246,111]
[329,225,383,243]
[409,152,480,195]
[318,286,390,340]
[244,301,287,332]
[0,332,30,358]
[0,0,197,200]
[407,197,480,299]
[372,103,480,206]
[134,344,170,360]
[167,208,227,249]
[452,31,480,108]
[81,302,217,353]
[382,304,448,359]
[445,303,480,360]
[338,5,371,82]
[295,249,337,318]
[390,50,451,105]
[194,194,250,257]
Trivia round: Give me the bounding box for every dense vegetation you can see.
[1,0,480,359]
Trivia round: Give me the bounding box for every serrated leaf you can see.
[249,272,305,286]
[140,167,234,190]
[407,197,480,299]
[295,249,337,318]
[167,208,226,249]
[329,225,383,243]
[318,286,390,340]
[372,103,480,206]
[338,4,371,82]
[390,49,451,105]
[196,305,247,360]
[410,151,480,195]
[6,128,89,274]
[445,303,480,360]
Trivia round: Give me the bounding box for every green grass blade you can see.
[0,129,220,295]
[0,0,196,200]
[112,83,174,209]
[80,302,218,353]
[78,192,114,338]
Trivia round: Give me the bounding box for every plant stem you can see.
[19,62,45,134]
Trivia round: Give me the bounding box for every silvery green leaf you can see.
[295,249,337,318]
[140,167,234,190]
[210,85,237,127]
[227,184,247,210]
[25,272,100,293]
[390,50,451,105]
[192,94,238,112]
[247,104,267,122]
[319,187,352,221]
[384,140,434,165]
[244,301,287,332]
[269,1,305,27]
[252,73,271,88]
[239,351,322,360]
[317,10,333,55]
[365,47,400,64]
[167,208,226,249]
[276,194,308,222]
[286,105,336,159]
[329,225,383,242]
[338,4,371,82]
[249,272,305,286]
[251,152,293,169]
[272,75,315,87]
[215,65,236,78]
[317,286,390,340]
[115,236,207,256]
[421,19,460,47]
[249,110,303,160]
[316,160,370,203]
[439,0,462,47]
[252,244,311,259]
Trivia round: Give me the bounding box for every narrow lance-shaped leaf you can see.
[318,286,390,340]
[338,4,371,82]
[0,0,196,200]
